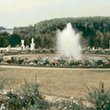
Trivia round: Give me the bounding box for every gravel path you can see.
[0,65,110,70]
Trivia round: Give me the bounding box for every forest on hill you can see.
[0,17,110,48]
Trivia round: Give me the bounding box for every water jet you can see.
[56,23,82,60]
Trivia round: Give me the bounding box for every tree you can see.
[9,34,21,47]
[0,32,9,47]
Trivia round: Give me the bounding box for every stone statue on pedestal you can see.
[21,40,25,50]
[6,45,11,52]
[30,38,35,51]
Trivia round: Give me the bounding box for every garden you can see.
[0,54,110,68]
[0,80,110,110]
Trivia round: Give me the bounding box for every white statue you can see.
[30,38,35,51]
[6,45,11,52]
[26,45,30,51]
[21,40,25,50]
[92,47,95,50]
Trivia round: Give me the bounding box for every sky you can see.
[0,0,110,28]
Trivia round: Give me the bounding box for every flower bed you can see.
[0,55,110,68]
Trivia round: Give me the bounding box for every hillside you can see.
[34,17,110,48]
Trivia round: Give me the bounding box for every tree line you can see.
[0,17,110,48]
[34,17,110,48]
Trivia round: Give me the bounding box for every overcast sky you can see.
[0,0,110,28]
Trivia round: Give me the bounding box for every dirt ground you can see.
[0,66,110,99]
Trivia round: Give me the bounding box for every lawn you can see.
[0,67,110,99]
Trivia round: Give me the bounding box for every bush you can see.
[0,81,50,110]
[20,81,50,110]
[86,82,110,110]
[5,91,23,110]
[1,80,110,110]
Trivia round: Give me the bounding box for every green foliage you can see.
[34,17,110,48]
[86,82,110,110]
[1,82,50,110]
[0,32,10,47]
[1,17,110,48]
[9,34,21,47]
[1,81,110,110]
[21,81,49,110]
[5,91,23,110]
